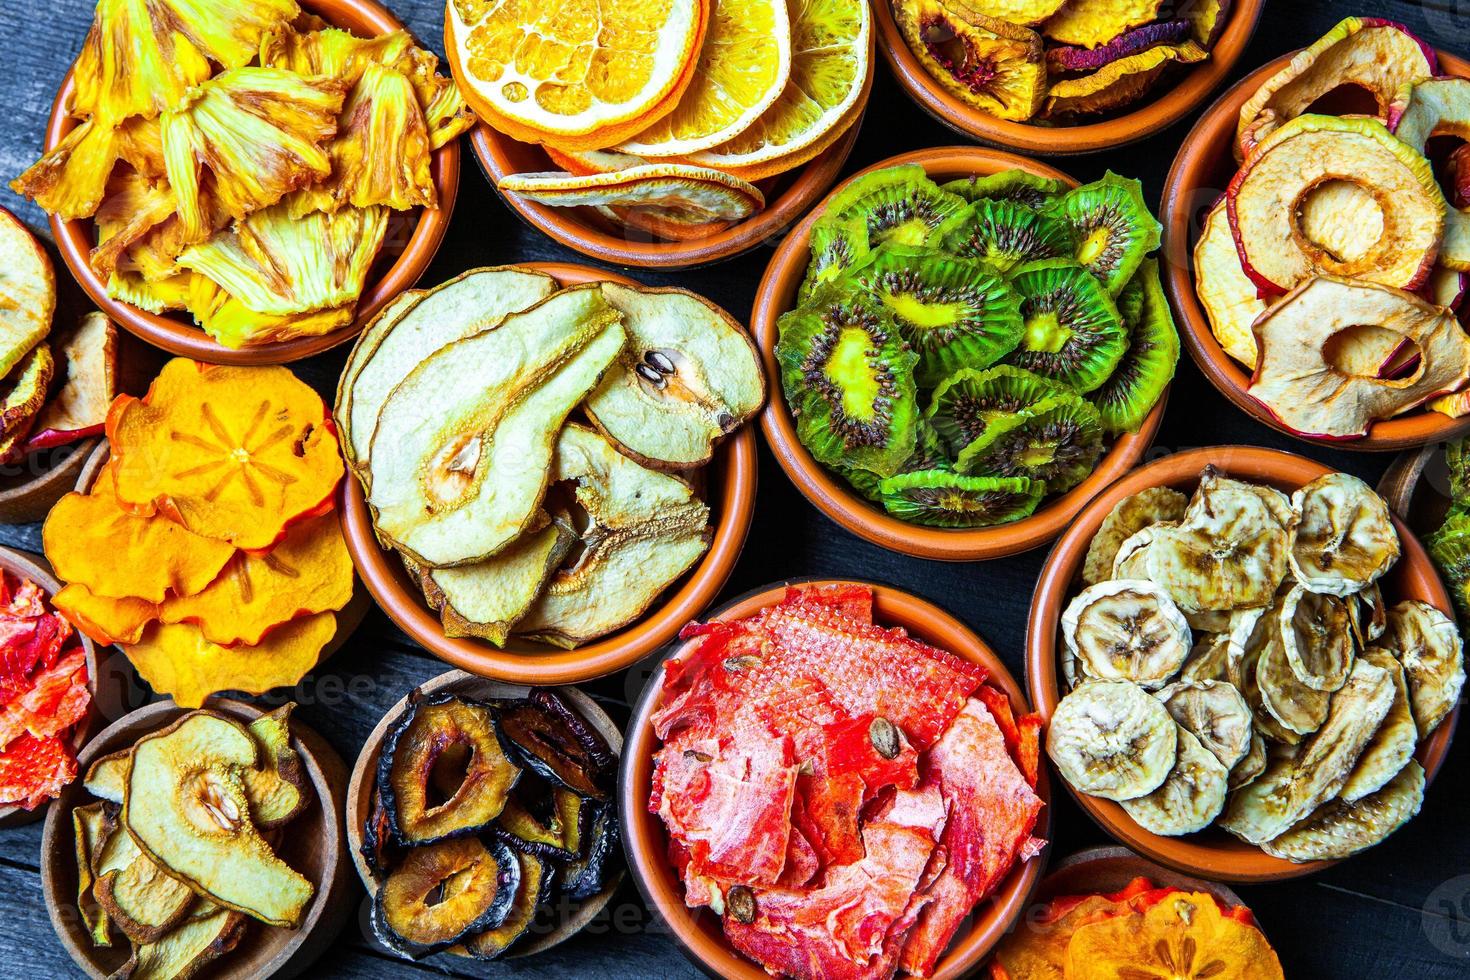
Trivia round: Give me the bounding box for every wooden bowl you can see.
[752,146,1166,561]
[1024,446,1460,882]
[461,29,873,270]
[1161,47,1470,452]
[0,546,101,827]
[42,0,460,366]
[0,438,99,525]
[341,261,757,684]
[39,697,352,979]
[874,0,1264,156]
[345,669,624,961]
[620,579,1051,979]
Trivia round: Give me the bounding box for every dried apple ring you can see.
[107,359,343,552]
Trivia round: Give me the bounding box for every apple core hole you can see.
[1296,180,1384,264]
[1303,83,1381,118]
[1325,325,1423,383]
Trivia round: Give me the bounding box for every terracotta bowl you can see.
[874,0,1264,156]
[1161,48,1470,452]
[340,261,757,684]
[39,697,353,979]
[0,546,101,827]
[345,669,623,961]
[43,0,460,366]
[462,29,873,269]
[1025,446,1460,882]
[620,579,1052,979]
[752,146,1166,561]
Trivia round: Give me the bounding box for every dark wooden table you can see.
[3,1,1469,976]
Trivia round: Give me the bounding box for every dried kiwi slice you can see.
[1049,173,1162,296]
[802,216,871,301]
[838,418,950,502]
[1005,259,1128,393]
[877,470,1044,527]
[935,198,1077,275]
[941,170,1069,208]
[1427,512,1470,623]
[926,365,1068,454]
[776,291,920,478]
[1090,259,1179,434]
[843,246,1025,386]
[955,392,1105,493]
[819,164,968,250]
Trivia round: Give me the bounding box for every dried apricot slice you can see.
[107,359,343,552]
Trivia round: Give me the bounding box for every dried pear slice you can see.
[1156,679,1253,770]
[123,711,314,928]
[1181,633,1231,684]
[241,704,309,829]
[1120,725,1229,837]
[1289,473,1400,596]
[1044,42,1208,119]
[1230,732,1268,791]
[1277,586,1356,693]
[1195,199,1267,368]
[1062,580,1192,689]
[1261,760,1425,863]
[366,286,626,567]
[422,517,574,646]
[1047,680,1177,802]
[1256,635,1332,736]
[496,167,764,222]
[73,802,114,947]
[1081,486,1188,587]
[113,906,248,980]
[514,426,712,648]
[893,1,1047,122]
[0,207,54,380]
[95,848,197,944]
[1382,599,1465,737]
[583,283,765,470]
[1340,648,1418,803]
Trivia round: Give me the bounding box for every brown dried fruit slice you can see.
[497,166,764,222]
[1081,486,1188,587]
[94,847,197,943]
[1044,42,1208,119]
[0,344,55,462]
[107,359,343,552]
[1277,586,1355,693]
[421,517,574,646]
[115,907,247,980]
[894,1,1046,122]
[1246,277,1470,440]
[1260,759,1424,863]
[1381,599,1465,737]
[1255,632,1331,735]
[1156,678,1253,770]
[0,207,54,380]
[373,836,520,958]
[1289,472,1400,596]
[1340,647,1418,803]
[1066,890,1284,979]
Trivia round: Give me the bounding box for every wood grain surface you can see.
[3,0,1469,976]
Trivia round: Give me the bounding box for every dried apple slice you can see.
[1246,276,1470,439]
[0,208,53,380]
[894,1,1046,122]
[497,166,764,223]
[1195,200,1267,368]
[1226,115,1444,297]
[421,517,574,646]
[366,286,626,567]
[1391,77,1470,271]
[584,283,764,470]
[514,425,711,648]
[0,344,56,463]
[24,312,116,453]
[1044,42,1208,119]
[1236,17,1436,159]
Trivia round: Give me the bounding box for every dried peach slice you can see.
[498,166,763,222]
[106,359,343,551]
[1044,42,1208,119]
[1042,0,1169,49]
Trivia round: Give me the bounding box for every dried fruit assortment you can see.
[650,584,1045,979]
[1194,17,1470,438]
[988,876,1283,979]
[778,165,1177,527]
[10,1,474,349]
[0,571,90,810]
[1049,466,1462,862]
[449,0,869,241]
[891,0,1227,123]
[337,268,763,648]
[70,705,317,976]
[364,688,621,961]
[43,359,355,707]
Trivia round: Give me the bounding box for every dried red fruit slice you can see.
[0,732,77,810]
[0,648,90,748]
[1044,42,1208,118]
[1046,20,1191,73]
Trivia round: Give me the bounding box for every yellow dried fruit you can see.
[185,275,355,350]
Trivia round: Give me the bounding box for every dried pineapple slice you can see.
[1381,599,1465,737]
[1081,486,1187,587]
[1062,579,1192,689]
[177,204,387,317]
[1288,472,1400,597]
[90,172,178,279]
[1119,725,1229,836]
[185,275,353,349]
[1047,679,1177,802]
[10,119,125,220]
[108,272,192,314]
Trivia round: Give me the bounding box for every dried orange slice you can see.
[604,205,733,242]
[544,147,649,175]
[446,0,708,148]
[1066,890,1284,980]
[618,0,792,157]
[498,165,763,221]
[43,463,235,603]
[107,359,343,551]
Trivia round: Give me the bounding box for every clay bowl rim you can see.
[0,436,101,525]
[619,577,1053,980]
[38,696,351,980]
[752,145,1166,562]
[462,22,874,270]
[43,0,461,367]
[339,260,758,684]
[0,545,101,826]
[873,0,1266,156]
[344,668,624,961]
[1024,445,1460,883]
[1160,47,1470,452]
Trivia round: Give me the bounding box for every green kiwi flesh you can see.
[877,470,1045,527]
[1005,258,1128,393]
[1049,172,1161,296]
[934,199,1077,275]
[925,365,1068,455]
[1090,259,1179,434]
[818,165,968,251]
[954,392,1105,493]
[942,171,1069,209]
[803,216,871,301]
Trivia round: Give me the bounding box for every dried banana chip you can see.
[1082,486,1187,586]
[1156,679,1253,770]
[1226,605,1303,746]
[1229,731,1268,791]
[1289,472,1400,597]
[1382,600,1465,737]
[1281,656,1397,820]
[1060,640,1091,693]
[1219,745,1302,844]
[1181,632,1231,684]
[1062,580,1192,689]
[1120,725,1229,836]
[1348,582,1387,646]
[1185,608,1234,634]
[1261,761,1424,863]
[1257,637,1331,736]
[1048,680,1178,802]
[1340,648,1418,803]
[1111,524,1165,579]
[1278,585,1355,693]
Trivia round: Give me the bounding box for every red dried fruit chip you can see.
[0,649,90,747]
[0,614,72,705]
[0,732,78,809]
[1016,713,1043,789]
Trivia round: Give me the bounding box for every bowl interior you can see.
[753,146,1166,560]
[341,262,757,684]
[1161,49,1470,450]
[1035,846,1247,909]
[620,580,1051,980]
[1026,446,1460,882]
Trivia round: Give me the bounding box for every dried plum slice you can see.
[457,850,554,960]
[560,801,624,901]
[894,0,1048,121]
[1046,20,1191,73]
[372,837,521,959]
[494,690,616,800]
